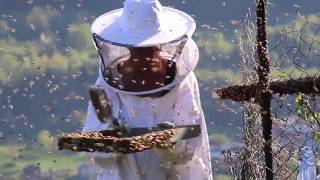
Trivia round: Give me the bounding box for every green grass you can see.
[0,145,88,177]
[209,133,232,145]
[215,175,231,180]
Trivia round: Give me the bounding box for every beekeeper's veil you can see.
[91,0,199,96]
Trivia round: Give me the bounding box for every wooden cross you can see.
[214,0,320,179]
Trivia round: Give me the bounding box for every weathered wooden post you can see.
[255,0,273,178]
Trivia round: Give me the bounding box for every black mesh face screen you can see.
[92,34,188,93]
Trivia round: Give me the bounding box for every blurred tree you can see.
[67,24,92,51]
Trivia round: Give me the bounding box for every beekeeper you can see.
[83,0,213,179]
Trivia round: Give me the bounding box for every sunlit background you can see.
[0,0,319,179]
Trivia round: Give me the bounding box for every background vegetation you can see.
[0,0,319,179]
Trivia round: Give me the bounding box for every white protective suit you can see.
[83,39,213,180]
[297,146,317,180]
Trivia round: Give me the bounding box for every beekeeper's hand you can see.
[154,121,199,164]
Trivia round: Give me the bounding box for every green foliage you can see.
[272,67,289,79]
[0,37,97,82]
[270,66,319,81]
[36,130,56,151]
[0,3,319,178]
[294,93,320,143]
[295,93,320,122]
[209,133,231,144]
[27,6,60,30]
[0,145,86,177]
[195,68,241,84]
[268,14,320,37]
[215,175,231,180]
[314,132,320,142]
[196,31,235,55]
[67,24,93,51]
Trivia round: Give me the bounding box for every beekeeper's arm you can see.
[156,73,204,164]
[82,70,122,180]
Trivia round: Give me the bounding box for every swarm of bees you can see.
[58,128,176,153]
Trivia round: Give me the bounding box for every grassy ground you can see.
[0,145,88,178]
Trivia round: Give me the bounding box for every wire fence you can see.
[221,5,320,179]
